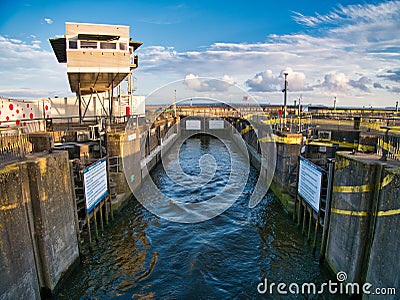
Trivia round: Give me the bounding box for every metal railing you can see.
[0,128,30,164]
[377,129,400,161]
[108,156,120,173]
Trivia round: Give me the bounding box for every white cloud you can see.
[0,36,71,99]
[292,2,400,27]
[135,1,400,106]
[319,72,350,92]
[246,68,308,92]
[183,74,236,92]
[44,18,53,25]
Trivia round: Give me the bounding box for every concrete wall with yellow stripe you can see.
[0,152,79,298]
[326,152,400,292]
[365,166,400,294]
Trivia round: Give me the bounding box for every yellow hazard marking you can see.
[0,203,18,211]
[258,135,302,144]
[331,208,369,217]
[376,208,400,216]
[241,125,253,134]
[242,114,254,120]
[333,173,395,194]
[380,173,394,189]
[331,207,400,217]
[333,184,371,193]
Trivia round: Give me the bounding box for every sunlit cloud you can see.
[184,74,236,92]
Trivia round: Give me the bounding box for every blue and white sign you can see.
[83,157,108,213]
[298,157,323,212]
[186,120,201,130]
[209,120,224,129]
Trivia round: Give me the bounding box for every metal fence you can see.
[0,128,30,164]
[377,133,400,161]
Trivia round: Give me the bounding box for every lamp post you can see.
[282,72,288,127]
[333,96,337,111]
[173,89,177,118]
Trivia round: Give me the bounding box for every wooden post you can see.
[313,211,320,252]
[105,195,109,224]
[302,203,307,235]
[99,202,104,232]
[93,209,99,239]
[297,197,303,226]
[86,214,92,245]
[307,208,312,241]
[293,156,300,222]
[106,156,114,220]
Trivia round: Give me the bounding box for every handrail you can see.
[0,127,30,164]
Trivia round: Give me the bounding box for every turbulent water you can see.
[58,134,334,299]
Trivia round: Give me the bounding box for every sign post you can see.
[83,157,109,213]
[298,157,323,213]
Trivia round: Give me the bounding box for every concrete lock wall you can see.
[106,130,142,209]
[26,151,79,293]
[0,151,79,298]
[0,163,40,299]
[326,152,379,283]
[365,166,400,297]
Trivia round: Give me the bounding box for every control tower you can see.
[50,22,142,123]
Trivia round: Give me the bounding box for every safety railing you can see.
[377,130,400,161]
[0,128,30,164]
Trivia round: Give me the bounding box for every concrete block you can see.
[365,167,400,298]
[326,152,380,283]
[0,163,40,299]
[26,151,79,294]
[28,132,53,152]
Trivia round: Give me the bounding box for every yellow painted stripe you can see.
[331,208,400,217]
[377,208,400,216]
[274,136,303,144]
[333,184,371,193]
[333,174,394,194]
[258,135,303,144]
[0,203,18,211]
[242,114,254,120]
[306,139,358,149]
[241,125,253,134]
[381,173,395,189]
[331,208,369,216]
[258,136,275,143]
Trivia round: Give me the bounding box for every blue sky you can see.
[0,0,399,106]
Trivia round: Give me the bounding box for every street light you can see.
[282,72,289,127]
